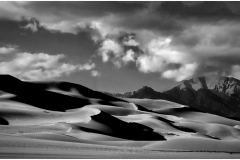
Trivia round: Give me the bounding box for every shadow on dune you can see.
[76,111,166,141]
[8,93,90,112]
[0,75,90,111]
[154,116,196,133]
[25,80,132,103]
[0,117,8,125]
[33,81,153,112]
[0,75,152,112]
[155,116,222,140]
[154,107,205,115]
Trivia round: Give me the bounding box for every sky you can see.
[0,1,240,93]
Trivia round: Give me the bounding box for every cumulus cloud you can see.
[79,63,95,70]
[91,70,101,77]
[123,36,139,46]
[135,37,198,81]
[162,63,198,81]
[98,39,123,62]
[122,50,135,63]
[137,37,193,69]
[0,52,95,80]
[98,39,138,67]
[0,46,17,54]
[23,21,38,32]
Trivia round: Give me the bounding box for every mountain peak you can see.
[138,86,154,91]
[105,85,163,99]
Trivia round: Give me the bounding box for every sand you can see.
[0,134,240,159]
[1,82,240,158]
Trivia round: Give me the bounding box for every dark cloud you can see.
[210,28,240,47]
[116,32,143,55]
[167,63,183,70]
[225,2,240,15]
[156,1,240,22]
[25,1,146,18]
[193,55,240,78]
[171,34,201,48]
[111,13,185,37]
[207,56,240,67]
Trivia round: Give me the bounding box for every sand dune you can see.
[81,104,144,116]
[124,98,186,110]
[175,122,240,140]
[0,105,100,125]
[156,107,240,126]
[0,75,240,158]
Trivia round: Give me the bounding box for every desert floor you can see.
[0,134,240,159]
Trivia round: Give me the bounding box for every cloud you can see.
[122,50,135,63]
[1,1,240,81]
[171,22,240,78]
[0,45,17,54]
[162,63,198,81]
[98,39,123,62]
[135,36,199,81]
[123,36,139,46]
[27,2,146,19]
[0,52,95,80]
[136,37,192,71]
[23,21,38,32]
[79,63,95,70]
[156,1,239,22]
[0,2,146,20]
[91,70,101,77]
[0,2,146,36]
[230,65,240,79]
[98,39,138,68]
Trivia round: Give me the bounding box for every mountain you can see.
[104,86,164,99]
[107,76,240,119]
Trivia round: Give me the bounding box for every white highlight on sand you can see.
[129,103,138,110]
[234,125,240,129]
[66,127,72,132]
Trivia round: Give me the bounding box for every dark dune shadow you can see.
[0,75,152,112]
[154,116,196,133]
[202,134,221,140]
[29,81,153,112]
[25,81,131,102]
[154,107,205,116]
[76,111,166,141]
[155,107,240,122]
[0,75,90,111]
[0,117,8,125]
[8,92,90,112]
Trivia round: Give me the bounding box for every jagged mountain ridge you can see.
[106,76,240,118]
[104,86,165,99]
